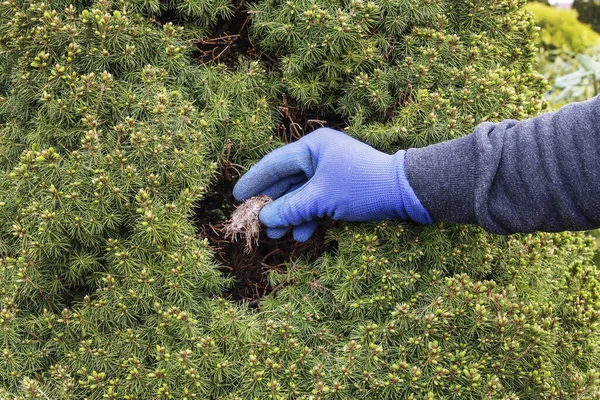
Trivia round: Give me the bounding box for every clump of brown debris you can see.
[224,195,273,252]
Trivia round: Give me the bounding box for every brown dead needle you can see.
[224,195,273,253]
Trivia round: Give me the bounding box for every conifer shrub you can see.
[0,0,599,399]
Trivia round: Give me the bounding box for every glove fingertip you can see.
[259,200,286,228]
[266,227,288,239]
[292,220,319,242]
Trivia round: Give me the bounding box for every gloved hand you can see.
[233,127,432,242]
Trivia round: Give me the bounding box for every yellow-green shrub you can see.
[527,2,599,53]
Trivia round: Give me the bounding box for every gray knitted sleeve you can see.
[405,95,600,235]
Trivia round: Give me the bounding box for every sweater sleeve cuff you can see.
[397,150,433,224]
[404,134,477,224]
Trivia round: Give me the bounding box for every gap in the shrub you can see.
[193,165,336,305]
[193,0,278,68]
[63,283,95,309]
[276,93,347,143]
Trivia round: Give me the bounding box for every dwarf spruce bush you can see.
[0,0,599,399]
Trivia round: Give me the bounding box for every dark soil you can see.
[193,168,337,305]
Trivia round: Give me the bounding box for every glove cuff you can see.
[350,149,432,224]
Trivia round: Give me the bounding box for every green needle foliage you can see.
[0,0,599,399]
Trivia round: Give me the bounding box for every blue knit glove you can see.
[233,128,432,242]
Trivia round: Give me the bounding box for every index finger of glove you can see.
[233,142,314,201]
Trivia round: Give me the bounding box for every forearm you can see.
[405,94,600,234]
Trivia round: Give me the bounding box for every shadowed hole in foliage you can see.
[275,93,347,143]
[192,0,278,68]
[192,166,337,305]
[190,88,345,304]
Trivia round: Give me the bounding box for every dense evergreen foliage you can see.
[0,0,599,398]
